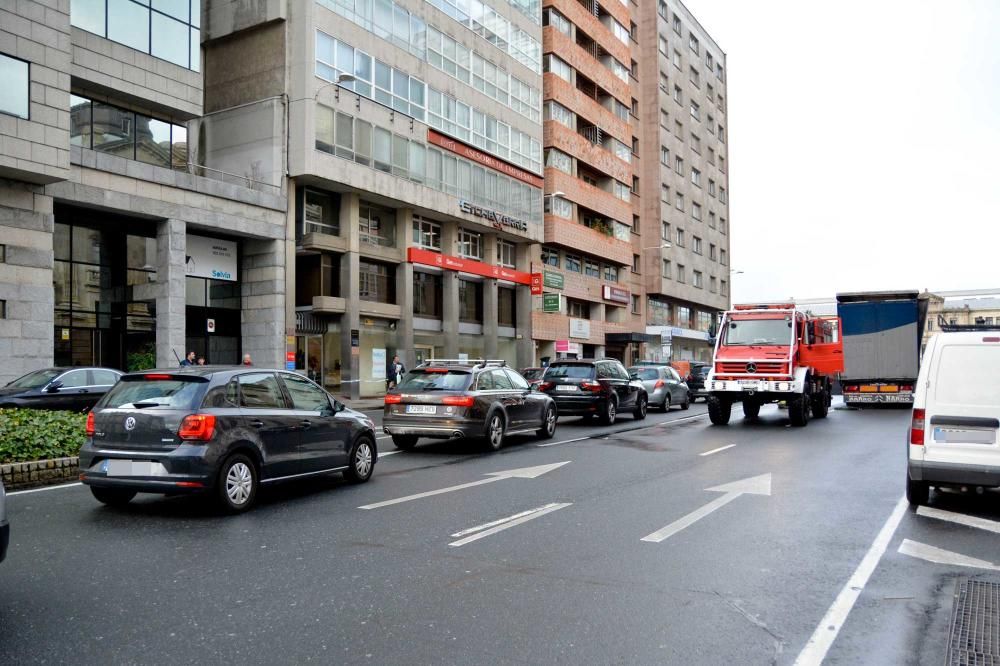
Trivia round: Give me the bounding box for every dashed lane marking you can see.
[700,444,736,456]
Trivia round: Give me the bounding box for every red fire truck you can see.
[706,304,845,427]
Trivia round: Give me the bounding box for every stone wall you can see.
[1,457,78,491]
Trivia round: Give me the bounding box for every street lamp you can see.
[544,191,566,199]
[313,73,357,100]
[730,269,744,275]
[641,242,672,250]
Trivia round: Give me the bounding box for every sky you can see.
[678,0,1000,302]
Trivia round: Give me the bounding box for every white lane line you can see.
[794,496,908,666]
[448,502,572,547]
[916,505,1000,534]
[451,502,566,538]
[8,482,82,495]
[699,444,736,457]
[898,539,1000,571]
[376,435,392,440]
[379,450,401,457]
[537,436,590,448]
[537,412,709,448]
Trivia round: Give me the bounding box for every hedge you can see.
[0,408,87,464]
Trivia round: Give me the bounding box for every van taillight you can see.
[85,411,95,437]
[178,414,216,441]
[909,408,925,445]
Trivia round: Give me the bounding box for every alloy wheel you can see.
[490,415,504,448]
[226,462,253,506]
[545,408,556,435]
[354,441,373,478]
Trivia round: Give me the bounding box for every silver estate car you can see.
[627,365,690,411]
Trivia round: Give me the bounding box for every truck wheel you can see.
[789,395,811,427]
[707,396,731,425]
[742,400,760,419]
[811,391,830,419]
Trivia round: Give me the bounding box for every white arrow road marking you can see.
[699,444,736,457]
[358,461,571,510]
[795,496,908,666]
[898,539,1000,571]
[916,506,1000,535]
[640,473,772,543]
[448,502,572,547]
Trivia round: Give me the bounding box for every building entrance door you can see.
[295,335,323,383]
[414,344,435,365]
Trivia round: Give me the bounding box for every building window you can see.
[604,264,619,283]
[629,177,639,197]
[718,124,725,142]
[71,94,188,170]
[720,249,727,265]
[0,54,29,118]
[676,264,686,284]
[544,101,575,129]
[689,34,700,54]
[720,217,727,235]
[675,228,685,247]
[673,84,683,104]
[632,254,640,273]
[658,35,669,56]
[674,156,684,175]
[359,260,395,303]
[498,287,516,327]
[661,185,670,204]
[691,133,701,154]
[413,271,443,317]
[542,247,560,267]
[693,270,703,288]
[544,195,572,219]
[661,221,670,240]
[693,237,702,254]
[690,101,700,121]
[677,305,691,326]
[691,167,701,186]
[690,65,700,87]
[720,187,728,204]
[710,276,717,293]
[672,50,681,70]
[675,193,684,211]
[584,259,600,278]
[674,120,684,139]
[660,146,670,166]
[631,295,640,314]
[458,229,483,259]
[567,298,590,318]
[544,8,572,36]
[497,239,516,268]
[565,254,582,273]
[359,203,396,247]
[545,148,572,174]
[709,211,716,228]
[458,279,483,323]
[720,155,726,172]
[660,109,670,128]
[0,299,5,318]
[661,259,671,279]
[709,179,717,197]
[412,216,441,251]
[631,98,640,117]
[71,0,201,70]
[692,203,702,221]
[672,14,682,35]
[709,243,717,261]
[649,297,671,325]
[721,279,728,296]
[544,54,573,83]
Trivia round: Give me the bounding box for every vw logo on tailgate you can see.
[124,416,136,431]
[745,363,757,374]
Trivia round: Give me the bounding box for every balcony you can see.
[543,28,630,107]
[300,231,349,254]
[546,168,631,227]
[312,296,347,314]
[544,74,630,144]
[545,122,630,183]
[544,214,633,266]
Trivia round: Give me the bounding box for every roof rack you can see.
[938,324,1000,332]
[420,358,508,368]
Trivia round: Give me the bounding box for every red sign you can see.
[427,130,544,188]
[407,247,532,284]
[286,351,296,363]
[602,285,631,304]
[530,273,543,295]
[555,340,570,353]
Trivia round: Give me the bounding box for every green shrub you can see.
[0,409,87,464]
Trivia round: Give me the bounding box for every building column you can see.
[155,219,186,368]
[395,207,415,370]
[441,222,459,358]
[483,278,498,359]
[340,193,362,400]
[241,238,286,370]
[514,242,535,368]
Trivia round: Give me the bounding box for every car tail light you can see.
[844,384,859,392]
[900,384,914,392]
[178,414,216,441]
[442,396,475,407]
[581,380,603,392]
[654,380,665,389]
[538,382,554,392]
[144,373,172,380]
[910,408,925,445]
[85,411,95,437]
[384,394,402,404]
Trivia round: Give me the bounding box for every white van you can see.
[907,331,1000,505]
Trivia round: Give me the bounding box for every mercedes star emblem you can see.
[124,416,136,431]
[745,363,757,374]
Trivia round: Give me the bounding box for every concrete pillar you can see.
[395,208,415,370]
[155,219,186,368]
[483,278,498,359]
[241,238,286,370]
[515,284,533,368]
[441,222,459,358]
[340,193,362,400]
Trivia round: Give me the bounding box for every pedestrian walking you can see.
[386,354,405,390]
[180,351,196,367]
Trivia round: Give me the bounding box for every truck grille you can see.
[717,361,787,375]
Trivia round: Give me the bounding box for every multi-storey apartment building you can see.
[0,1,288,384]
[637,0,730,362]
[204,0,545,398]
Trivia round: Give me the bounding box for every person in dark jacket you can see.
[386,354,405,390]
[180,351,196,366]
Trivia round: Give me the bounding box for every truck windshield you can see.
[725,319,792,346]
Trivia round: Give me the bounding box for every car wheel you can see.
[600,398,617,425]
[344,435,375,483]
[391,435,418,451]
[662,395,671,412]
[216,453,258,513]
[536,405,557,439]
[633,394,647,420]
[707,396,731,425]
[906,469,929,506]
[486,412,506,451]
[680,393,691,411]
[90,486,136,506]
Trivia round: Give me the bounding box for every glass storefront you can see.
[360,319,398,398]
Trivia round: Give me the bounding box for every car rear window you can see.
[101,375,208,409]
[397,369,473,391]
[629,368,660,380]
[545,364,595,379]
[934,345,1000,408]
[521,369,542,380]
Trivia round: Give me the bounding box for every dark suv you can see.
[80,368,378,512]
[684,362,711,402]
[383,360,557,451]
[539,359,648,424]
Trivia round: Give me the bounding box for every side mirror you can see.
[46,381,63,393]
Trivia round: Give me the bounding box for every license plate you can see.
[556,385,577,392]
[106,460,157,476]
[406,405,437,415]
[933,427,995,445]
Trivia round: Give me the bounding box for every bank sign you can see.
[459,200,528,233]
[186,235,237,282]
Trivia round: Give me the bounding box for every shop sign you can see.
[61,328,70,341]
[351,329,360,347]
[660,331,672,345]
[286,352,296,363]
[555,340,581,354]
[569,318,591,339]
[427,130,544,188]
[407,247,532,284]
[206,318,215,333]
[543,293,561,312]
[530,273,543,295]
[459,200,528,234]
[543,271,564,290]
[372,349,386,380]
[186,235,237,282]
[602,285,631,304]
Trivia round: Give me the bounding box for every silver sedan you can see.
[628,366,690,411]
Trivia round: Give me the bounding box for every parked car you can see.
[906,331,1000,505]
[685,363,712,402]
[383,360,557,451]
[0,367,123,412]
[628,365,690,411]
[80,368,377,512]
[520,367,545,387]
[0,478,8,563]
[539,359,648,425]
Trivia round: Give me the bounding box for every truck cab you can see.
[707,304,844,427]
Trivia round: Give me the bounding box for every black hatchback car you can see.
[539,359,648,424]
[80,368,378,512]
[0,367,123,412]
[383,360,557,451]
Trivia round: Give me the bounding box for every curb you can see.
[1,456,80,491]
